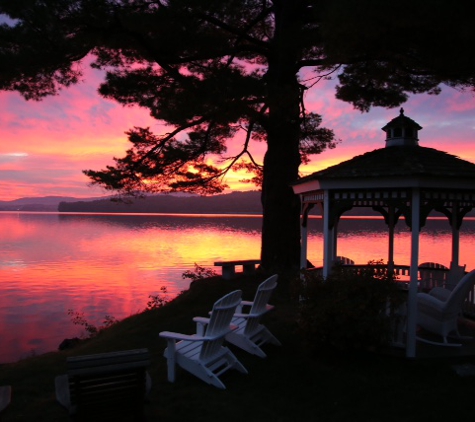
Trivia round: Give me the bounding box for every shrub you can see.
[68,309,118,338]
[296,263,404,353]
[182,263,218,281]
[146,286,171,310]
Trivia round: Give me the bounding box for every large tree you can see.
[1,1,474,273]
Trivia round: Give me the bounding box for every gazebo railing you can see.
[309,263,475,318]
[331,263,450,285]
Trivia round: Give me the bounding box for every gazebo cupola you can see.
[382,108,422,147]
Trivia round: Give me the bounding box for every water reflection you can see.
[2,212,475,363]
[57,212,263,232]
[0,212,264,362]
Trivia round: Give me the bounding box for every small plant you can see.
[146,286,170,310]
[68,309,118,338]
[182,263,218,281]
[296,261,404,353]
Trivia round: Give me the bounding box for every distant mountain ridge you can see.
[58,191,263,214]
[0,195,108,211]
[4,192,473,217]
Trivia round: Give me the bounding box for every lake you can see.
[2,211,475,363]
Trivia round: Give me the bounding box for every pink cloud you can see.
[1,64,475,200]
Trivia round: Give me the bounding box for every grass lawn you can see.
[2,274,475,421]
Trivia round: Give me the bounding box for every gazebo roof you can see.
[297,145,475,181]
[293,110,475,192]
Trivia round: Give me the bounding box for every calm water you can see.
[2,212,475,363]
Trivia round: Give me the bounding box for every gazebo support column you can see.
[388,206,396,274]
[300,223,308,270]
[332,220,339,260]
[406,188,420,358]
[449,205,463,286]
[323,190,333,278]
[300,202,311,270]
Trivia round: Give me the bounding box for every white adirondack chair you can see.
[334,256,355,266]
[419,261,449,291]
[159,290,247,389]
[225,275,281,358]
[417,269,475,346]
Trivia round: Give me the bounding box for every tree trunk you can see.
[260,121,302,274]
[260,1,302,274]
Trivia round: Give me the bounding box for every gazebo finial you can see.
[400,107,404,115]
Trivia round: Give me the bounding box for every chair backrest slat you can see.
[250,275,278,315]
[419,261,449,290]
[201,290,242,359]
[242,275,278,336]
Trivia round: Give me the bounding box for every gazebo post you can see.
[332,220,339,260]
[300,201,310,270]
[406,188,420,358]
[388,205,396,274]
[449,205,462,286]
[323,190,333,278]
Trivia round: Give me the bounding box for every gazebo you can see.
[291,109,475,357]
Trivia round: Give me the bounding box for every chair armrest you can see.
[417,292,445,311]
[236,301,253,313]
[429,287,451,301]
[159,330,230,342]
[159,331,207,342]
[233,306,273,319]
[193,317,210,335]
[233,312,252,319]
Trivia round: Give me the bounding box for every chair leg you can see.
[165,341,177,382]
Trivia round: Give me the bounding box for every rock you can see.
[58,337,81,351]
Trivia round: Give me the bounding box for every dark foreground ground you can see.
[2,274,475,421]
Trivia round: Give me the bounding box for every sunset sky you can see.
[1,63,475,201]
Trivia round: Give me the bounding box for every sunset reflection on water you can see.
[2,212,475,363]
[0,212,263,362]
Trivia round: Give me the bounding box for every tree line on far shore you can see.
[58,191,263,214]
[58,191,386,216]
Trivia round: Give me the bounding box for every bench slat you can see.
[214,260,260,266]
[57,348,150,420]
[214,260,261,279]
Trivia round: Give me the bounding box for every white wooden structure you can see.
[159,290,247,389]
[417,270,475,346]
[291,109,475,358]
[225,274,281,357]
[214,259,261,279]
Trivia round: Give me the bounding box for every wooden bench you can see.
[214,259,261,280]
[55,348,151,421]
